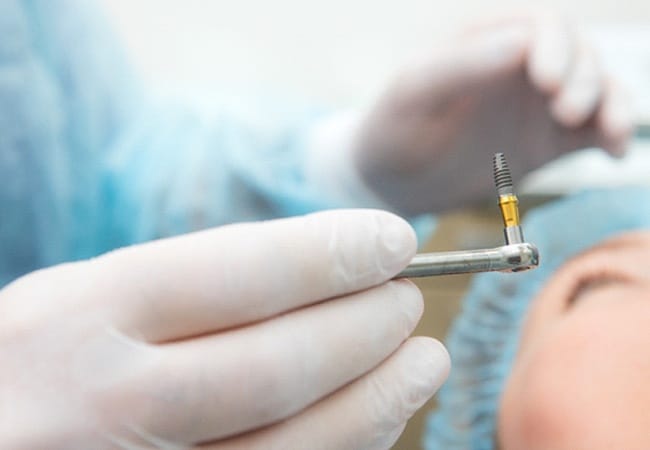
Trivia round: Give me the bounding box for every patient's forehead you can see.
[567,230,650,265]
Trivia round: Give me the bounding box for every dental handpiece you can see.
[395,153,540,278]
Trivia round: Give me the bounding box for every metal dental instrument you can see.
[395,153,539,278]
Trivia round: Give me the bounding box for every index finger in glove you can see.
[94,209,417,342]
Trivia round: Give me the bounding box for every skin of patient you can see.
[498,231,650,450]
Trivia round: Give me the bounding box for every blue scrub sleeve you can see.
[0,0,435,286]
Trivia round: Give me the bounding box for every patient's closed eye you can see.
[567,275,626,304]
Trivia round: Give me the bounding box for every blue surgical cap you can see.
[424,186,650,450]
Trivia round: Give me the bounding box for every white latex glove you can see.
[307,11,634,215]
[0,209,449,449]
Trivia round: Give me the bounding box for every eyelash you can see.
[566,273,626,305]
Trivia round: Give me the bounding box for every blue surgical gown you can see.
[0,0,365,286]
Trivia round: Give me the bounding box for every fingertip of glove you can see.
[386,279,425,331]
[374,210,418,273]
[599,112,634,159]
[389,337,451,417]
[408,337,451,388]
[529,64,563,95]
[306,209,418,289]
[550,99,588,129]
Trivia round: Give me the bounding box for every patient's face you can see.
[498,231,650,449]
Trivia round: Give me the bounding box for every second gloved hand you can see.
[307,10,634,216]
[0,209,449,449]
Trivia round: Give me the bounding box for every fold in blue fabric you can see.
[0,0,372,286]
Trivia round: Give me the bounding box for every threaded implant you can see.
[493,153,514,196]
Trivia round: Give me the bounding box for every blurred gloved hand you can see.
[0,209,449,449]
[308,11,634,216]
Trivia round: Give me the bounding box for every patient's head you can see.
[498,231,650,449]
[425,188,650,450]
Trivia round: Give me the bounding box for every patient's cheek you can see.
[498,340,587,450]
[497,299,650,450]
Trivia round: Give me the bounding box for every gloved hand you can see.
[0,209,449,449]
[307,11,634,215]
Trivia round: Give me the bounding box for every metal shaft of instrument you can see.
[395,242,538,278]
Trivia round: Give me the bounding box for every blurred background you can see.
[103,0,650,195]
[102,1,650,447]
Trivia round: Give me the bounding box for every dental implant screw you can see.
[493,152,514,196]
[493,153,524,244]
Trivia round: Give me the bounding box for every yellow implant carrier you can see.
[493,153,524,244]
